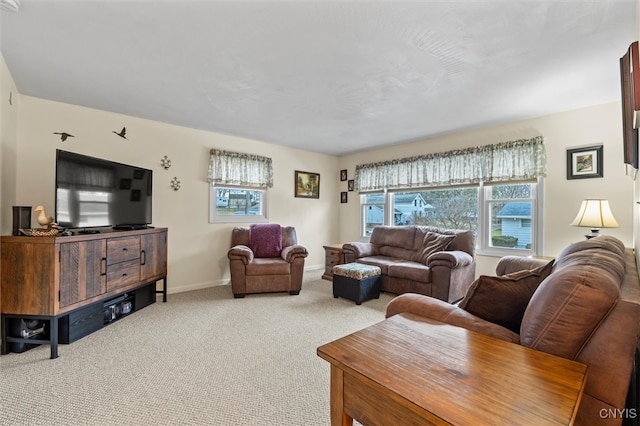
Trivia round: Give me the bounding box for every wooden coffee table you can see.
[317,313,587,426]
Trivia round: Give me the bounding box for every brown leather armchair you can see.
[228,225,308,298]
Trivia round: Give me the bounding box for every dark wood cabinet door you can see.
[140,231,167,281]
[59,240,107,308]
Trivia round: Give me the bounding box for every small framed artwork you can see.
[295,170,320,198]
[348,180,354,191]
[340,191,348,203]
[567,145,603,179]
[340,169,347,181]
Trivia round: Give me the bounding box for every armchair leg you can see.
[289,291,300,296]
[233,293,245,299]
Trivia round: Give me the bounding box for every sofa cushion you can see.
[459,260,554,333]
[387,261,431,282]
[379,245,417,261]
[250,224,282,258]
[245,257,291,275]
[521,250,623,359]
[370,226,416,250]
[413,231,456,264]
[356,256,403,275]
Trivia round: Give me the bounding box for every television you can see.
[620,41,639,169]
[55,150,152,230]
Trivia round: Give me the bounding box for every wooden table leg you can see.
[330,365,353,426]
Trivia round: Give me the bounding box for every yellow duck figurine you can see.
[34,205,55,228]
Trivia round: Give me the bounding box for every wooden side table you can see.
[317,313,587,426]
[322,244,345,281]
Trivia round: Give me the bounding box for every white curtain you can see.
[354,137,546,191]
[208,149,273,188]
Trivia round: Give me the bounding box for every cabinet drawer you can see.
[106,260,140,291]
[107,237,140,265]
[325,250,342,261]
[325,249,345,265]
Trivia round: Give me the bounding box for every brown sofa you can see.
[227,225,308,298]
[342,225,475,303]
[386,235,640,426]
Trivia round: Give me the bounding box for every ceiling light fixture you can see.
[0,0,20,12]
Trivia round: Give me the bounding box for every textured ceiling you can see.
[1,1,636,155]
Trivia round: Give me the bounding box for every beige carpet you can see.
[0,270,393,425]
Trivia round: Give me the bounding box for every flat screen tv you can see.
[55,150,152,230]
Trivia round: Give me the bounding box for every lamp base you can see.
[585,229,601,240]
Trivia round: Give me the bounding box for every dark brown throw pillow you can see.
[458,260,554,333]
[415,232,455,264]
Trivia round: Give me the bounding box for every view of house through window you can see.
[209,185,266,222]
[487,183,535,250]
[360,181,540,254]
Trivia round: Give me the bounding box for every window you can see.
[391,188,478,229]
[207,149,273,224]
[361,192,385,236]
[209,185,267,223]
[359,179,542,255]
[481,181,540,255]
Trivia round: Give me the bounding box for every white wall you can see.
[338,102,634,276]
[0,53,19,235]
[4,90,339,294]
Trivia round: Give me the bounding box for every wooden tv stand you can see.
[0,227,168,359]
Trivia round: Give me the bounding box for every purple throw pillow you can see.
[249,224,282,258]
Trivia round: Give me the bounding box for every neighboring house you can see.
[496,202,532,248]
[364,193,436,228]
[393,193,435,225]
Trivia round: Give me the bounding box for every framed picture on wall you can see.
[295,170,320,198]
[340,191,348,203]
[567,145,603,180]
[348,180,354,191]
[340,169,348,181]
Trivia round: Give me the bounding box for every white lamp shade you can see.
[571,199,619,228]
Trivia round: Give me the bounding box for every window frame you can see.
[477,178,543,257]
[209,184,268,223]
[358,178,544,256]
[360,190,387,237]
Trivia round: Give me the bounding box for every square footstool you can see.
[332,263,382,305]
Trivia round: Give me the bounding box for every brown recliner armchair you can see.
[228,224,308,298]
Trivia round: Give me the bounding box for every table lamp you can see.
[570,199,619,239]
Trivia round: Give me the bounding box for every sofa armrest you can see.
[228,245,254,265]
[385,293,520,343]
[426,250,474,269]
[342,242,376,262]
[281,244,308,262]
[496,256,551,276]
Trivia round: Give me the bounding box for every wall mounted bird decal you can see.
[53,132,74,141]
[113,127,127,139]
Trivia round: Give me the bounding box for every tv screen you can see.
[55,150,152,229]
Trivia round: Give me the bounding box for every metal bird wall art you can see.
[53,132,74,141]
[113,127,127,139]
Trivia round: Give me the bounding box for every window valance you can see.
[208,149,273,188]
[354,136,546,191]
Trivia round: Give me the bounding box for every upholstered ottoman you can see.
[332,263,382,305]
